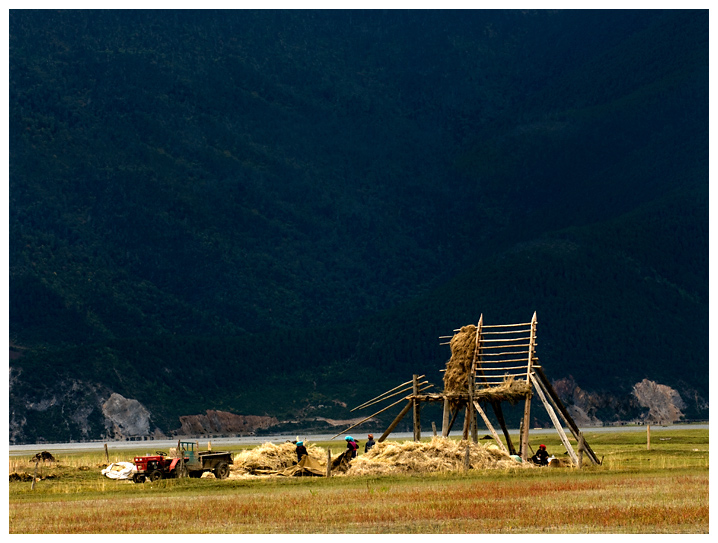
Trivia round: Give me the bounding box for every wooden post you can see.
[474,401,508,454]
[441,397,450,437]
[462,403,470,440]
[432,421,437,437]
[446,404,460,435]
[412,374,421,442]
[463,441,470,471]
[471,412,478,443]
[647,425,651,450]
[578,432,585,469]
[378,400,413,442]
[326,449,332,477]
[520,312,537,461]
[469,316,481,444]
[104,443,109,464]
[490,401,516,455]
[31,460,39,490]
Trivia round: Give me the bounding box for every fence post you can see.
[31,460,39,490]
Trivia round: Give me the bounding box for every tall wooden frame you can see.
[339,312,600,467]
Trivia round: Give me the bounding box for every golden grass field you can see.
[8,428,709,534]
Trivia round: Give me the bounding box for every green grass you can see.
[9,429,709,533]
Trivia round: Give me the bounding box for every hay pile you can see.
[443,325,478,393]
[232,441,325,475]
[345,437,530,476]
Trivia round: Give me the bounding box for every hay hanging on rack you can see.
[443,325,478,394]
[443,325,532,402]
[474,375,532,404]
[345,437,531,476]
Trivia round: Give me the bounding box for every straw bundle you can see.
[443,325,478,393]
[345,437,530,476]
[474,374,532,403]
[232,441,324,475]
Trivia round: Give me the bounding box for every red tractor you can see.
[132,442,233,483]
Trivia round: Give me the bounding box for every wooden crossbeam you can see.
[352,376,425,411]
[332,395,411,439]
[475,357,538,365]
[480,343,531,350]
[481,322,533,328]
[480,336,531,343]
[480,350,531,356]
[352,382,430,412]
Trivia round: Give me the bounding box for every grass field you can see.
[8,428,709,533]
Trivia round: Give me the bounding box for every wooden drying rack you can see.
[336,312,600,466]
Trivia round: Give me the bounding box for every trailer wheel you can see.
[148,469,162,482]
[188,471,202,478]
[215,462,230,480]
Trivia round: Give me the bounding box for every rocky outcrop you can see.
[102,393,153,439]
[552,376,687,425]
[178,410,278,436]
[552,375,621,425]
[9,369,116,443]
[632,379,685,424]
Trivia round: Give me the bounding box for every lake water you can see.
[7,424,708,456]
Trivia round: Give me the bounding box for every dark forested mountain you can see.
[9,10,708,443]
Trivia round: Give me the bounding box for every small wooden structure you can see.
[338,312,600,466]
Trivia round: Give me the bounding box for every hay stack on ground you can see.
[232,441,325,475]
[345,437,531,476]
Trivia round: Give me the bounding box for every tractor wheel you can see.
[148,469,162,482]
[188,471,202,478]
[215,462,230,480]
[132,473,145,484]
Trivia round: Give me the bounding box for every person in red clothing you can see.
[345,436,358,458]
[531,444,549,466]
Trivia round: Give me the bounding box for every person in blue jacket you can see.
[365,434,376,453]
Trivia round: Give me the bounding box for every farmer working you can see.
[345,436,358,458]
[531,444,549,466]
[365,434,376,453]
[295,441,308,462]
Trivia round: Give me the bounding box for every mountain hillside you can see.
[9,9,708,443]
